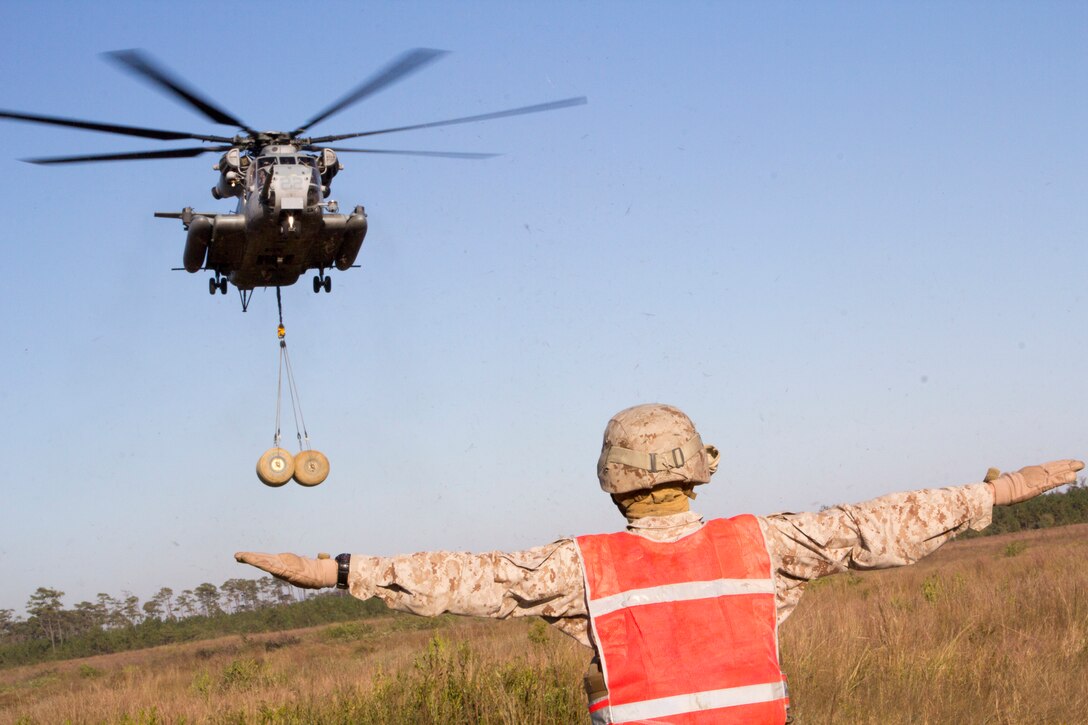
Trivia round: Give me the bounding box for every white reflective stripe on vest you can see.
[587,577,775,618]
[603,680,788,723]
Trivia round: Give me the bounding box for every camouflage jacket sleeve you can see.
[346,540,592,645]
[758,482,993,622]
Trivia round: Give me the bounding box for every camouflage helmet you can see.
[597,404,719,494]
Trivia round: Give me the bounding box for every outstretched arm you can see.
[344,543,586,621]
[236,541,591,645]
[760,459,1082,623]
[764,483,994,578]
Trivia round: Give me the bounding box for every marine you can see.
[236,403,1083,724]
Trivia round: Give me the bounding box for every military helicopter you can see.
[0,49,586,310]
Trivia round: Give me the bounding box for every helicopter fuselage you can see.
[159,145,367,298]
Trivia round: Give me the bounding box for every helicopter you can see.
[0,49,586,310]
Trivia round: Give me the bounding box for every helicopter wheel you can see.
[323,276,332,293]
[313,275,321,294]
[208,277,217,295]
[218,278,228,294]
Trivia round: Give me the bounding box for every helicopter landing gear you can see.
[313,273,332,294]
[208,275,228,295]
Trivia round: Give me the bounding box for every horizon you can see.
[1,1,1085,612]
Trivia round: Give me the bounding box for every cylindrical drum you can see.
[293,449,330,487]
[257,447,295,487]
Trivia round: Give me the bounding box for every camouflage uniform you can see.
[347,482,994,648]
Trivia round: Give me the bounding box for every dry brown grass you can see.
[0,614,587,724]
[3,525,1087,723]
[782,523,1088,724]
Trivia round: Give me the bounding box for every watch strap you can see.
[335,553,351,589]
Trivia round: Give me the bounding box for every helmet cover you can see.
[597,403,717,494]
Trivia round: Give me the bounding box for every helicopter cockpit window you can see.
[257,157,276,169]
[279,157,298,165]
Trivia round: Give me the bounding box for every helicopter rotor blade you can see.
[312,146,500,160]
[0,109,235,143]
[23,146,231,165]
[294,48,449,135]
[104,49,254,133]
[307,96,587,144]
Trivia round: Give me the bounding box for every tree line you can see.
[0,576,385,669]
[6,577,294,649]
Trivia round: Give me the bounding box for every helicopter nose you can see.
[272,168,309,210]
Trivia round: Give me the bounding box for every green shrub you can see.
[78,663,102,678]
[323,622,370,641]
[528,619,549,646]
[1004,541,1028,557]
[219,657,264,691]
[191,669,212,698]
[922,573,942,604]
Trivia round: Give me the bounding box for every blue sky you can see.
[0,1,1084,613]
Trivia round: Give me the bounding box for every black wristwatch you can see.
[335,553,351,589]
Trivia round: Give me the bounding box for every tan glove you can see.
[234,551,338,589]
[988,459,1084,506]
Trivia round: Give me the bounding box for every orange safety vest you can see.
[575,515,788,724]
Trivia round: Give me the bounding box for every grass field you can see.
[3,523,1087,724]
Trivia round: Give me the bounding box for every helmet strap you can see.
[601,434,706,473]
